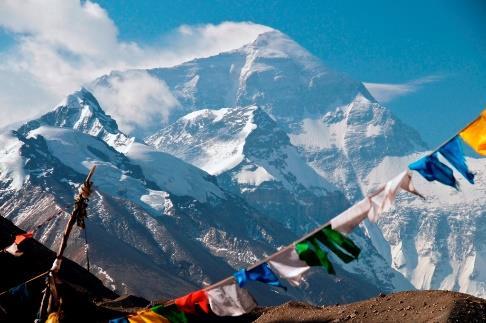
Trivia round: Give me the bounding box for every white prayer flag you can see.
[267,246,310,287]
[207,280,256,316]
[4,243,23,257]
[330,198,371,234]
[368,171,422,222]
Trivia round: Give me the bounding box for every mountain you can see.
[18,88,135,153]
[146,105,348,233]
[0,88,410,305]
[90,29,486,299]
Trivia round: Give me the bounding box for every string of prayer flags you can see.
[268,246,311,287]
[174,290,210,314]
[438,136,475,184]
[409,153,458,189]
[368,171,423,222]
[151,305,188,323]
[234,263,286,290]
[330,198,371,234]
[459,109,486,155]
[206,280,257,316]
[295,238,335,275]
[109,317,128,323]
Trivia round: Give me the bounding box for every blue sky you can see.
[0,0,484,146]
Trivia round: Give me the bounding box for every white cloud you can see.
[92,71,180,137]
[0,0,272,132]
[364,75,443,103]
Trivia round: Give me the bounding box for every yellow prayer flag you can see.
[128,310,169,323]
[46,312,60,323]
[460,109,486,155]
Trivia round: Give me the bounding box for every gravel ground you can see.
[253,290,486,323]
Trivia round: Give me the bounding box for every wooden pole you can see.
[55,166,96,259]
[41,166,96,321]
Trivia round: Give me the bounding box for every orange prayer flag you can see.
[15,232,34,245]
[460,110,486,156]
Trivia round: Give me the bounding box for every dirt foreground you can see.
[253,290,486,323]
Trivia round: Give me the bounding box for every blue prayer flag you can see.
[409,153,458,189]
[109,317,129,323]
[9,283,30,304]
[438,136,475,184]
[234,263,286,290]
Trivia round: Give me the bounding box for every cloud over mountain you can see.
[0,0,271,129]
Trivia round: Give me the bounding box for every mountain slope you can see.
[147,105,348,232]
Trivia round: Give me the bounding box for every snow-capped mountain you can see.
[18,88,135,153]
[146,105,348,232]
[2,28,484,303]
[0,88,411,304]
[90,29,486,299]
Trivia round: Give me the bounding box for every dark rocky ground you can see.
[2,216,485,322]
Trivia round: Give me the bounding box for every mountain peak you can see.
[18,87,135,152]
[242,30,318,67]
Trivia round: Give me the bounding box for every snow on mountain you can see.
[146,105,348,232]
[90,30,371,127]
[18,88,135,153]
[289,93,427,201]
[362,153,486,298]
[0,124,289,300]
[0,95,405,304]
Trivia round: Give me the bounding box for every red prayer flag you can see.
[15,232,33,245]
[174,290,209,314]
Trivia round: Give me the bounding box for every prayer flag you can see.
[267,246,310,286]
[128,310,168,323]
[4,242,23,257]
[313,225,360,263]
[151,305,188,323]
[409,153,458,189]
[9,283,30,304]
[330,198,371,234]
[14,232,33,245]
[368,171,423,222]
[234,263,286,290]
[46,312,60,323]
[174,290,209,314]
[438,136,475,184]
[459,110,486,155]
[206,280,257,316]
[109,317,129,323]
[295,239,335,275]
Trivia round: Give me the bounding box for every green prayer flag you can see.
[314,225,361,263]
[151,305,188,323]
[295,239,335,275]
